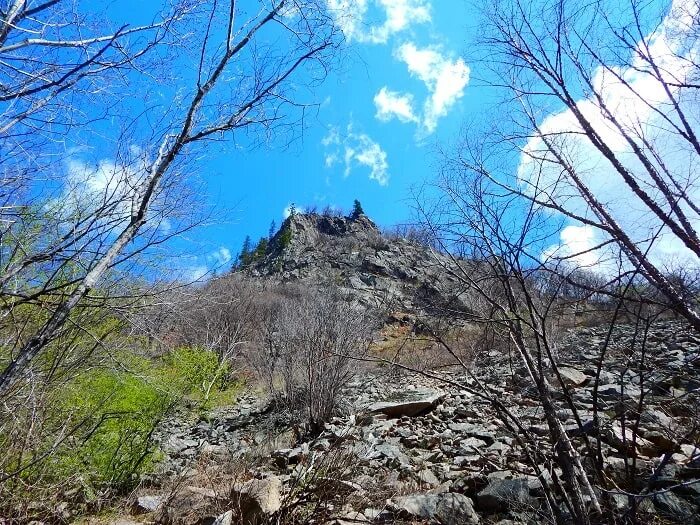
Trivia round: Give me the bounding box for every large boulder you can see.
[392,493,480,524]
[231,476,282,525]
[367,389,445,418]
[554,367,589,388]
[477,478,534,512]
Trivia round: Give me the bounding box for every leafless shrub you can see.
[321,205,344,217]
[165,276,268,365]
[248,287,378,435]
[383,223,440,250]
[147,439,365,525]
[272,445,365,525]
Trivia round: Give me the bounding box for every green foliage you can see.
[236,235,269,268]
[237,235,253,268]
[1,343,243,511]
[350,199,364,220]
[252,237,268,261]
[51,364,172,492]
[162,346,233,408]
[278,223,293,250]
[14,347,238,495]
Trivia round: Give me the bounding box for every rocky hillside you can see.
[100,214,700,525]
[137,321,700,525]
[250,212,466,313]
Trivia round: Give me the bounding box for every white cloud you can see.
[353,137,390,185]
[542,225,605,269]
[326,0,430,44]
[518,0,700,266]
[208,246,231,267]
[323,125,390,186]
[392,43,470,132]
[374,87,418,123]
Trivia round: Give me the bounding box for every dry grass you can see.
[371,316,484,372]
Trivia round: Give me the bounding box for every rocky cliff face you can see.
[251,212,466,313]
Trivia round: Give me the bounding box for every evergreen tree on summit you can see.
[350,199,364,220]
[252,237,268,261]
[237,235,252,268]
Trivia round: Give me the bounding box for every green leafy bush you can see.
[53,364,172,491]
[162,346,234,408]
[1,343,243,522]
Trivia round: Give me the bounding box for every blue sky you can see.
[88,0,693,279]
[98,0,480,273]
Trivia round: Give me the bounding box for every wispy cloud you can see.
[54,149,181,240]
[395,43,470,133]
[323,125,390,186]
[60,154,142,218]
[186,265,209,282]
[374,87,419,123]
[183,246,232,283]
[326,0,430,44]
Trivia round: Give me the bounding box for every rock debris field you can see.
[131,321,700,524]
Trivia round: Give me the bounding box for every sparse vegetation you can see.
[2,0,699,524]
[248,286,378,435]
[278,223,293,250]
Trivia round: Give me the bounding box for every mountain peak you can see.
[249,211,463,313]
[283,211,379,243]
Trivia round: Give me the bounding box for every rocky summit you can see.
[250,212,466,313]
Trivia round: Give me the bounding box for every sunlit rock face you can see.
[251,212,472,315]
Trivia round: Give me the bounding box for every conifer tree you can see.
[238,235,252,268]
[268,220,277,240]
[252,237,268,262]
[350,199,364,220]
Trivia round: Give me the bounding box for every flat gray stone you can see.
[368,389,445,418]
[393,493,480,524]
[556,367,590,388]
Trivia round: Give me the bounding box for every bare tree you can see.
[408,2,700,523]
[0,0,341,395]
[454,0,700,329]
